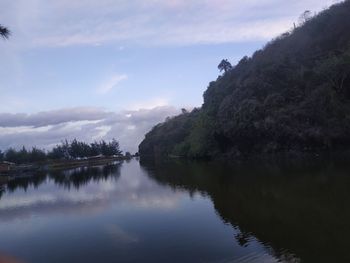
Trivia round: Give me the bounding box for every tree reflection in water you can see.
[140,158,350,263]
[4,163,121,193]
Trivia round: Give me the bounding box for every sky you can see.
[0,0,340,153]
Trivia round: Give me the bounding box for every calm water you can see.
[0,159,349,263]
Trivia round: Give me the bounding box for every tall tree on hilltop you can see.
[218,59,233,73]
[299,10,312,25]
[0,25,10,39]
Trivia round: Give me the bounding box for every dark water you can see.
[0,159,349,263]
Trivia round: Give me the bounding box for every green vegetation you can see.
[217,59,233,73]
[0,139,122,164]
[0,24,10,39]
[139,1,350,159]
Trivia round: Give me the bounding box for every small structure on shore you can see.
[0,161,15,173]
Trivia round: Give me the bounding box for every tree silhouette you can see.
[218,59,233,73]
[299,10,312,25]
[0,25,10,39]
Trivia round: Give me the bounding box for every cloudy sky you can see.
[0,0,339,152]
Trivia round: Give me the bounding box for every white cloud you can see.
[0,107,111,127]
[97,74,128,94]
[0,106,180,153]
[129,98,170,110]
[0,0,338,48]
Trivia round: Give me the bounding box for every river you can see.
[0,158,349,262]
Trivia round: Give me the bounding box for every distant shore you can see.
[0,156,131,185]
[47,156,128,170]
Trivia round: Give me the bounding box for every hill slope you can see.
[139,1,350,159]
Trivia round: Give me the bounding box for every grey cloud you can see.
[0,106,179,153]
[0,107,112,128]
[102,107,180,153]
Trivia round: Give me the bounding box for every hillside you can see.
[139,0,350,159]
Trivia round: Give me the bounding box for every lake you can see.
[0,158,349,263]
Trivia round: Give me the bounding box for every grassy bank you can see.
[0,156,131,184]
[47,156,127,170]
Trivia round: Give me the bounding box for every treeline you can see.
[0,139,122,164]
[139,0,350,159]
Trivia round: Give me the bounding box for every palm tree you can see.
[0,25,10,39]
[218,59,233,73]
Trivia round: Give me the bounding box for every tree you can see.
[18,146,29,163]
[0,25,10,39]
[90,141,101,156]
[218,59,233,73]
[108,138,122,156]
[48,145,66,160]
[29,147,47,163]
[299,10,312,25]
[5,148,18,163]
[316,51,350,94]
[100,140,109,156]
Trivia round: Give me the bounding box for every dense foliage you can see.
[139,1,350,159]
[0,24,10,39]
[0,139,122,164]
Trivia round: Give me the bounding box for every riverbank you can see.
[0,176,8,185]
[47,156,126,170]
[0,156,131,185]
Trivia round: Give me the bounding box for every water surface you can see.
[0,159,349,262]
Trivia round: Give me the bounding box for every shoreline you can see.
[0,156,131,185]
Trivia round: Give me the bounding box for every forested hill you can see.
[139,0,350,159]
